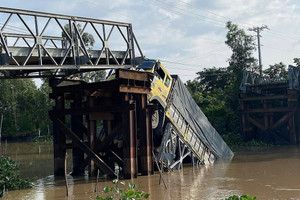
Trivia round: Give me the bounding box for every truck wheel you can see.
[152,108,164,147]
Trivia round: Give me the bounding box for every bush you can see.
[0,156,32,191]
[93,179,150,200]
[31,135,53,144]
[225,194,256,200]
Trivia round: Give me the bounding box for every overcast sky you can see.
[1,0,300,82]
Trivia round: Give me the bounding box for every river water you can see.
[2,142,300,200]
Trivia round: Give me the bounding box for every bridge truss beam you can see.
[0,7,144,78]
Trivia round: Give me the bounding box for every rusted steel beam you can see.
[139,94,147,175]
[146,99,153,175]
[88,96,97,176]
[122,94,131,179]
[140,94,153,175]
[71,94,84,175]
[53,118,117,177]
[53,95,66,176]
[129,99,137,178]
[122,94,137,179]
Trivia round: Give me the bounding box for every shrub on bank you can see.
[225,194,256,200]
[0,156,32,192]
[92,179,149,200]
[31,135,53,144]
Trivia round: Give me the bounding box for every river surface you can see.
[1,142,300,200]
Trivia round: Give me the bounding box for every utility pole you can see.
[248,25,269,77]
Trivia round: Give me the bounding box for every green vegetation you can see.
[185,21,300,146]
[31,135,53,144]
[225,194,256,200]
[93,179,150,200]
[0,80,53,138]
[0,156,32,191]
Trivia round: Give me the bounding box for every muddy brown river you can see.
[2,142,300,199]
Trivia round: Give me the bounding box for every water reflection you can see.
[3,142,300,199]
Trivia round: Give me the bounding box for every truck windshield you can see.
[137,60,156,70]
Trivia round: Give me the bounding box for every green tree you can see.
[225,21,257,86]
[186,21,257,138]
[0,79,52,138]
[263,62,288,80]
[62,24,106,82]
[62,24,95,48]
[293,58,300,67]
[195,67,230,92]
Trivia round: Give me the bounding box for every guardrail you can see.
[240,65,299,92]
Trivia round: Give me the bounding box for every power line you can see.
[249,25,269,76]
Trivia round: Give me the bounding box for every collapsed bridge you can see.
[0,7,233,179]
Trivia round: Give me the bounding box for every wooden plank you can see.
[50,80,119,98]
[116,69,152,81]
[242,107,296,113]
[271,113,293,130]
[247,116,266,131]
[54,118,117,177]
[119,85,151,94]
[240,94,291,101]
[49,103,135,116]
[89,113,114,120]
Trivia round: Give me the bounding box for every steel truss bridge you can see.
[0,7,144,78]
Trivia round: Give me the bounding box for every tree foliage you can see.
[186,22,257,138]
[0,79,53,138]
[62,24,106,82]
[0,156,32,191]
[263,62,288,80]
[225,21,257,85]
[62,24,95,48]
[186,22,296,145]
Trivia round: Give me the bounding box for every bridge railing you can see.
[240,65,300,92]
[0,7,144,78]
[239,70,272,92]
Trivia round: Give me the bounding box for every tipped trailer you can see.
[136,59,234,170]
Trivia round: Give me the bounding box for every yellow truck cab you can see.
[137,59,173,144]
[137,59,172,108]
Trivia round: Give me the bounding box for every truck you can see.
[136,59,234,170]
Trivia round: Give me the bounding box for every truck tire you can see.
[152,107,164,147]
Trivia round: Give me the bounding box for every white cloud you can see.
[1,0,300,82]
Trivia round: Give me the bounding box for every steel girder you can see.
[0,7,144,78]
